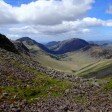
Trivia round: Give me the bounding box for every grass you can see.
[1,74,71,102]
[103,78,112,91]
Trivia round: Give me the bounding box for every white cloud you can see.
[0,0,94,25]
[0,1,17,24]
[10,26,39,34]
[9,17,112,35]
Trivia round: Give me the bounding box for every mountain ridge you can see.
[17,37,90,54]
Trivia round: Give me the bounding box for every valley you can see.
[0,34,112,112]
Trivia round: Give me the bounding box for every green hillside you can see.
[76,59,112,79]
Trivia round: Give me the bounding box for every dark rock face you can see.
[53,38,89,54]
[0,34,19,54]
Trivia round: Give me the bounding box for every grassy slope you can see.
[75,59,112,78]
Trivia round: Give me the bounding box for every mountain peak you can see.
[46,38,89,54]
[17,37,33,42]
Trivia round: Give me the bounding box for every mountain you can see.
[0,34,19,54]
[16,37,53,54]
[17,38,90,54]
[52,38,89,54]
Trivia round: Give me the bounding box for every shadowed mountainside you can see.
[46,38,89,54]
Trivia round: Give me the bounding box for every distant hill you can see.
[16,37,53,54]
[89,40,112,46]
[51,38,89,54]
[0,34,19,54]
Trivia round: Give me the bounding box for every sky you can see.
[0,0,112,43]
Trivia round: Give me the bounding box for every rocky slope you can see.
[0,48,112,112]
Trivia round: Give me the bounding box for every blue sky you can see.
[0,0,112,42]
[4,0,36,6]
[88,0,112,20]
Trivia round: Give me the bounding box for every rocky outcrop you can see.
[0,34,19,54]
